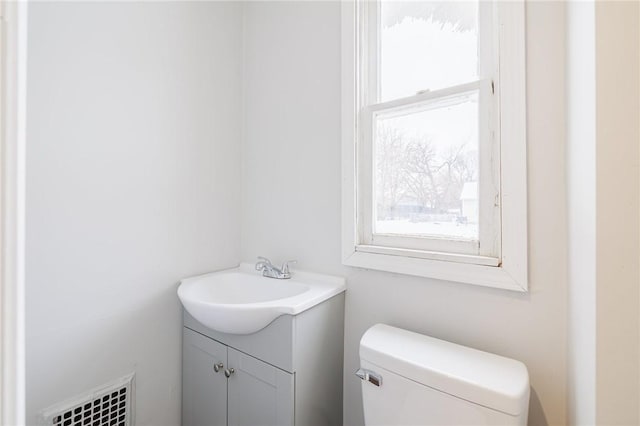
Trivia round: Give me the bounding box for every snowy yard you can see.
[375,219,478,240]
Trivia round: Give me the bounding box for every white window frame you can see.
[341,0,528,291]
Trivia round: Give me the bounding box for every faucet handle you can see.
[281,260,297,274]
[256,256,272,265]
[256,256,272,271]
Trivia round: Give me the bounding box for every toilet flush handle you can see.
[355,368,382,387]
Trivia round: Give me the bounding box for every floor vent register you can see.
[39,373,134,426]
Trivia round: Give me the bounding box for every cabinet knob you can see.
[224,368,235,378]
[213,362,224,373]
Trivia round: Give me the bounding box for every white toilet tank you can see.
[358,324,530,426]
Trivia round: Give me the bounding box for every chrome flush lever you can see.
[355,368,382,387]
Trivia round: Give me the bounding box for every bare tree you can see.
[375,125,478,218]
[436,144,477,211]
[375,125,407,218]
[404,137,439,210]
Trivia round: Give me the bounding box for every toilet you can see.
[357,324,530,426]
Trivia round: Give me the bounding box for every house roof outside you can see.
[460,181,478,201]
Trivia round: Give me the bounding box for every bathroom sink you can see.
[177,263,345,334]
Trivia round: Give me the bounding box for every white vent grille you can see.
[40,374,134,426]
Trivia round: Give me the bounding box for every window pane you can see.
[373,92,479,241]
[380,1,479,101]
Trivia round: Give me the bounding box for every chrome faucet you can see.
[255,257,297,279]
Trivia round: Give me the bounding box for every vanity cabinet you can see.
[182,329,228,426]
[183,328,294,426]
[227,344,294,426]
[182,293,344,426]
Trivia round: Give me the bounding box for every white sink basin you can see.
[177,263,346,335]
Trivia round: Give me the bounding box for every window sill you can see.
[342,248,527,292]
[356,244,500,267]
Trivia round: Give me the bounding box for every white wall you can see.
[566,2,640,423]
[241,2,567,425]
[566,2,596,424]
[241,2,343,276]
[25,3,242,424]
[594,2,639,423]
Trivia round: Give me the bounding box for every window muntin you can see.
[357,0,500,261]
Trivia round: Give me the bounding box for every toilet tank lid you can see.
[360,324,530,417]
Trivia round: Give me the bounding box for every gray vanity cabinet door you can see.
[183,328,228,426]
[227,348,294,426]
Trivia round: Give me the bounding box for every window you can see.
[342,0,527,291]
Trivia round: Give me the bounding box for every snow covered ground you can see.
[376,219,478,240]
